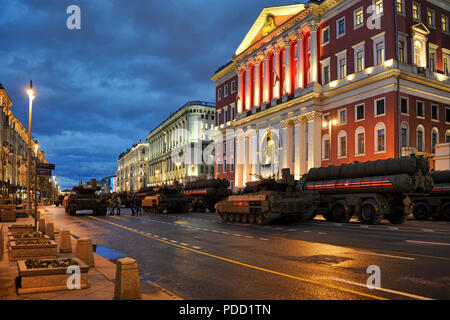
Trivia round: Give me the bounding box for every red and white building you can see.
[212,0,450,190]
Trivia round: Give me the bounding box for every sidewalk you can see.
[0,209,178,300]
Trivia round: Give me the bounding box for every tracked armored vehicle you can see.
[411,170,450,220]
[300,155,433,224]
[215,168,313,224]
[182,179,232,212]
[63,179,108,216]
[142,183,187,214]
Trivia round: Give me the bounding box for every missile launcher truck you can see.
[300,155,433,224]
[142,182,188,214]
[182,179,232,212]
[411,170,450,221]
[215,168,314,224]
[63,179,108,216]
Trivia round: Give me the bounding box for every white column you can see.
[297,32,304,90]
[248,130,258,181]
[254,60,261,107]
[236,67,242,113]
[286,122,294,173]
[273,48,280,101]
[281,122,288,169]
[284,40,292,95]
[310,22,319,84]
[245,65,252,112]
[263,53,270,104]
[307,111,322,170]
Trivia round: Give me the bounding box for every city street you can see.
[41,205,450,300]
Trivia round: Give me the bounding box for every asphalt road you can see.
[42,206,450,300]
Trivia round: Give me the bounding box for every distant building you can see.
[99,174,116,194]
[146,101,216,186]
[117,142,148,192]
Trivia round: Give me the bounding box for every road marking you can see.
[162,237,168,241]
[192,246,201,249]
[360,225,369,229]
[333,278,433,300]
[354,251,415,261]
[180,243,188,246]
[406,240,450,246]
[318,232,327,235]
[245,236,254,239]
[304,231,311,233]
[259,238,269,241]
[388,227,399,230]
[421,229,434,233]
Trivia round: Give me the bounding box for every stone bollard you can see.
[46,223,55,240]
[39,218,46,234]
[114,257,142,300]
[75,239,95,267]
[59,230,72,253]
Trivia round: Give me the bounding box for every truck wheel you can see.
[248,215,256,224]
[241,214,248,223]
[330,202,351,223]
[413,202,431,220]
[233,214,241,222]
[440,204,450,221]
[359,200,382,225]
[69,207,76,216]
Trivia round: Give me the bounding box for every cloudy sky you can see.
[0,0,302,189]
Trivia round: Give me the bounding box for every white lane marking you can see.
[333,223,342,227]
[212,230,219,233]
[406,240,450,246]
[162,237,168,241]
[180,243,188,246]
[222,232,230,235]
[170,240,178,243]
[259,238,268,241]
[318,232,327,235]
[421,229,434,233]
[360,225,369,229]
[388,227,399,230]
[245,236,254,239]
[192,246,201,249]
[333,278,434,300]
[354,251,415,261]
[287,229,296,232]
[304,231,311,233]
[233,234,242,237]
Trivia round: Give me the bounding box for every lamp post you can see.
[34,143,39,228]
[322,118,337,161]
[53,175,56,203]
[26,81,35,229]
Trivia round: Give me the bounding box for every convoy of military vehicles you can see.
[61,155,450,225]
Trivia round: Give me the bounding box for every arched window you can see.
[322,134,330,160]
[374,122,386,153]
[337,130,347,158]
[416,125,425,153]
[400,122,409,148]
[431,127,439,154]
[355,126,365,155]
[446,129,450,143]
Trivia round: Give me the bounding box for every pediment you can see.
[411,22,430,36]
[234,4,307,57]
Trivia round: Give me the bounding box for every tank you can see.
[63,179,108,216]
[215,169,314,224]
[412,170,450,221]
[142,182,187,214]
[182,179,232,212]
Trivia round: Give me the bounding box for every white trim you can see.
[353,6,364,30]
[400,121,410,148]
[431,104,439,121]
[336,16,346,39]
[375,122,387,153]
[398,34,408,64]
[337,130,347,159]
[416,124,425,153]
[320,57,331,85]
[355,126,366,156]
[427,8,436,29]
[374,97,386,117]
[416,100,425,119]
[322,134,330,160]
[338,108,347,125]
[400,96,409,115]
[321,26,330,46]
[373,35,385,65]
[442,14,449,34]
[355,103,365,122]
[412,2,421,22]
[353,43,365,73]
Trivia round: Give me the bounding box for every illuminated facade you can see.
[117,142,148,192]
[146,101,215,186]
[212,1,450,189]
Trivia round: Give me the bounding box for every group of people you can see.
[107,193,143,216]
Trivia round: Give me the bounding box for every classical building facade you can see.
[212,1,450,189]
[117,142,148,192]
[146,101,215,186]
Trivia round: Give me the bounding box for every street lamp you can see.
[322,118,337,161]
[33,143,39,228]
[26,81,35,229]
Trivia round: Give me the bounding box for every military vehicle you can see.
[54,195,64,207]
[300,155,433,224]
[215,168,314,224]
[142,182,187,214]
[63,179,108,216]
[411,170,450,221]
[182,179,232,212]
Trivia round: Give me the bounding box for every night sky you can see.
[0,0,303,189]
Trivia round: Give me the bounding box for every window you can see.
[376,42,385,64]
[338,132,347,158]
[230,103,235,120]
[338,57,346,79]
[401,97,408,114]
[356,50,364,72]
[431,128,439,154]
[217,110,221,125]
[223,159,227,173]
[217,164,221,173]
[224,85,228,97]
[224,107,228,123]
[446,107,450,123]
[375,0,383,15]
[427,9,435,27]
[323,65,330,84]
[443,16,449,33]
[446,130,450,143]
[231,80,236,93]
[338,109,347,125]
[412,3,420,21]
[218,88,222,101]
[417,125,425,152]
[355,104,365,121]
[375,123,386,152]
[322,27,330,45]
[337,17,346,37]
[396,0,403,14]
[429,51,436,72]
[401,122,409,148]
[354,8,364,28]
[431,105,439,121]
[322,135,330,160]
[355,127,365,155]
[416,101,424,118]
[375,98,385,116]
[398,40,405,63]
[444,56,449,76]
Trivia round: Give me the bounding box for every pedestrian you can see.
[116,196,121,216]
[130,193,136,216]
[136,195,142,216]
[109,196,115,215]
